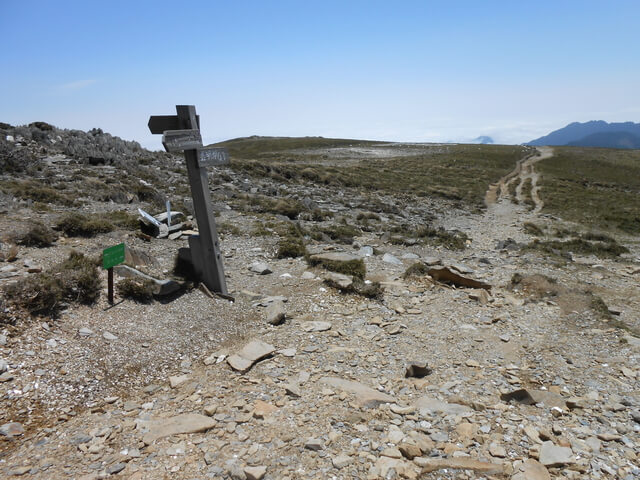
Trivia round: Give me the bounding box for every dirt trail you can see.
[485,146,553,213]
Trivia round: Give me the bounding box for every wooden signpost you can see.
[148,105,229,294]
[103,243,125,304]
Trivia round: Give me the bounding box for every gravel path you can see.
[1,141,638,479]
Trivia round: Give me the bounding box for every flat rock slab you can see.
[248,262,272,275]
[227,340,275,373]
[320,376,395,408]
[423,256,442,265]
[448,263,474,274]
[414,395,472,415]
[419,457,506,474]
[623,334,640,349]
[428,267,491,291]
[539,441,575,466]
[169,374,190,389]
[382,253,402,265]
[501,388,566,409]
[0,422,24,437]
[512,459,551,480]
[244,466,267,480]
[309,252,359,263]
[323,272,353,289]
[142,414,216,444]
[301,321,332,332]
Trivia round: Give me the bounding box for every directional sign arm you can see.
[162,129,203,152]
[198,147,230,167]
[148,115,200,134]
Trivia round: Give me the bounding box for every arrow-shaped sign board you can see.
[162,129,203,153]
[148,115,200,134]
[198,147,230,167]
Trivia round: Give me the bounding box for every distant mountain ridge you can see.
[528,120,640,149]
[567,131,640,149]
[470,136,494,144]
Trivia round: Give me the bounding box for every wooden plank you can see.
[198,147,230,167]
[148,114,200,134]
[162,129,203,152]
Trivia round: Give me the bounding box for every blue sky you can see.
[2,1,639,148]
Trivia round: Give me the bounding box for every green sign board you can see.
[103,243,125,269]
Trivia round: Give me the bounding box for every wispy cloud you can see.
[58,79,97,90]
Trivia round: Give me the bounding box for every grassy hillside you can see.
[537,146,640,234]
[217,137,529,210]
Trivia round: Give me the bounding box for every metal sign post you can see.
[103,243,125,304]
[148,105,229,294]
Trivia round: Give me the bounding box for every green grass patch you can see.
[389,224,468,250]
[218,221,241,236]
[0,179,77,206]
[307,256,366,280]
[308,224,362,244]
[276,236,306,258]
[537,147,640,234]
[217,137,529,210]
[524,238,629,259]
[238,194,306,219]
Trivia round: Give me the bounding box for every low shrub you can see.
[356,212,381,221]
[277,237,306,258]
[16,222,58,247]
[105,210,140,230]
[3,251,101,316]
[217,222,241,235]
[117,278,155,303]
[354,280,384,299]
[308,224,361,244]
[56,213,114,237]
[402,262,430,279]
[415,226,468,250]
[523,222,544,236]
[307,256,366,280]
[0,179,76,206]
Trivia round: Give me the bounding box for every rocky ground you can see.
[0,124,639,479]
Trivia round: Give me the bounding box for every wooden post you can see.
[175,106,228,294]
[108,267,114,304]
[147,105,228,295]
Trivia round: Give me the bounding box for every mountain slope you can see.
[528,120,640,147]
[566,131,640,149]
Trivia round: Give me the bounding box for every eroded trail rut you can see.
[485,146,553,214]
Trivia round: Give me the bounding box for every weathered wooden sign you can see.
[148,105,228,294]
[198,146,230,167]
[162,129,203,153]
[148,115,200,134]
